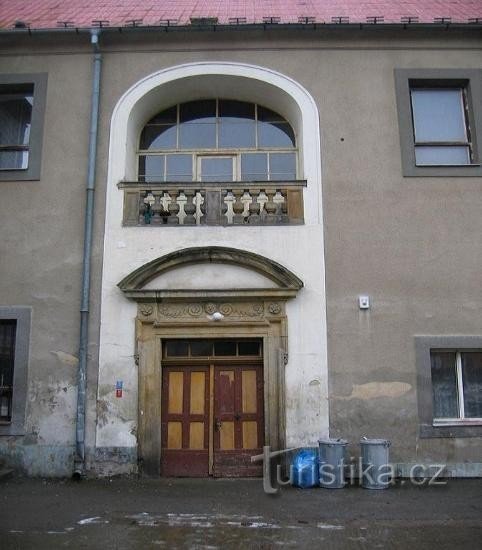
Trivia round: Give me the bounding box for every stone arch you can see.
[118,246,304,292]
[107,61,322,193]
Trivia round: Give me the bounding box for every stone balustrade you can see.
[119,181,306,226]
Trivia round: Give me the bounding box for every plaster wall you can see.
[0,49,104,475]
[0,29,481,474]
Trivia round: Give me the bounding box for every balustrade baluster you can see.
[183,190,197,225]
[176,191,187,225]
[248,188,261,224]
[167,189,180,224]
[223,190,235,224]
[232,190,245,224]
[264,189,277,224]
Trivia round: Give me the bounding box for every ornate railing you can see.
[118,181,306,226]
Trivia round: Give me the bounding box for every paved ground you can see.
[1,477,481,549]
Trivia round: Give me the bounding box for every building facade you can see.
[0,1,481,477]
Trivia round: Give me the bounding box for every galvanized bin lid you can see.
[360,437,391,446]
[318,438,348,446]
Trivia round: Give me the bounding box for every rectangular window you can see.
[0,74,48,181]
[0,320,16,422]
[0,90,33,170]
[415,336,482,438]
[395,69,482,177]
[431,351,482,422]
[411,88,471,166]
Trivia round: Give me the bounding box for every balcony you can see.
[118,181,306,226]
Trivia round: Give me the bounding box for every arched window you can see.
[138,99,297,182]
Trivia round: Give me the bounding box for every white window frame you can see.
[433,350,482,426]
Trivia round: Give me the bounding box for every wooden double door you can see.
[161,344,264,477]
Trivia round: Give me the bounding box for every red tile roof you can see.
[1,0,481,29]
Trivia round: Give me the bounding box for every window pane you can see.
[180,100,216,123]
[200,157,233,182]
[411,89,467,142]
[258,106,285,123]
[238,341,260,356]
[241,153,268,181]
[461,352,482,418]
[415,146,470,165]
[269,153,296,180]
[138,155,164,182]
[166,154,192,181]
[140,125,177,150]
[258,121,295,147]
[219,100,255,121]
[190,341,213,356]
[431,352,459,418]
[219,122,256,148]
[0,96,32,146]
[165,341,189,357]
[214,341,237,356]
[147,105,177,124]
[179,123,216,149]
[0,150,28,170]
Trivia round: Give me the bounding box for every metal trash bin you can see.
[360,438,391,489]
[318,438,348,489]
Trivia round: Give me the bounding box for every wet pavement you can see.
[1,477,481,549]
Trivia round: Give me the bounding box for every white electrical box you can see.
[359,295,370,309]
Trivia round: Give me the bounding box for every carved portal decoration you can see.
[117,246,303,476]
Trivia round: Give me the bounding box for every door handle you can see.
[214,418,222,431]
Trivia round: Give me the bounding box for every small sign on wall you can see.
[116,380,123,398]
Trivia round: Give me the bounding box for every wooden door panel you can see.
[213,365,263,477]
[161,367,210,477]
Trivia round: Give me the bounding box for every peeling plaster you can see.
[50,351,79,366]
[335,382,412,401]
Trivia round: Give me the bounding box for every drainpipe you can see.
[73,29,102,479]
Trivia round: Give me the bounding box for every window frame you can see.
[137,99,298,183]
[395,69,482,177]
[0,307,31,436]
[415,336,482,438]
[0,73,48,181]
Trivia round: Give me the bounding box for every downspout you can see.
[73,28,102,478]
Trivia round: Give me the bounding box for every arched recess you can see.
[98,62,328,475]
[107,61,322,201]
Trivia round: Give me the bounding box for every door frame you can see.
[135,300,289,476]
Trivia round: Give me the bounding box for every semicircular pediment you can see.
[117,247,303,301]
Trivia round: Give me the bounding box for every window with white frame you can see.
[137,99,298,182]
[410,87,472,166]
[431,350,482,423]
